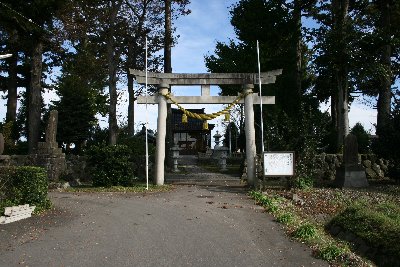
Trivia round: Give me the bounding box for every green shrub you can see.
[293,223,317,240]
[118,135,155,180]
[372,106,400,181]
[87,144,136,187]
[350,123,370,154]
[276,212,294,225]
[0,166,51,214]
[293,176,313,189]
[249,191,279,212]
[328,201,400,265]
[318,244,344,261]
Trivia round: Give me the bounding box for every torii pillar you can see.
[131,69,282,186]
[154,84,169,185]
[243,84,256,185]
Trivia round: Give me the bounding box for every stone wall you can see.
[253,153,390,182]
[0,153,94,184]
[64,155,91,182]
[0,155,36,167]
[314,154,389,181]
[0,153,66,181]
[0,111,67,182]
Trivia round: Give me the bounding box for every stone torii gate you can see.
[130,69,282,186]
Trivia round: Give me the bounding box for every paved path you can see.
[166,155,242,185]
[0,183,328,267]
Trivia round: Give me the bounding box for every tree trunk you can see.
[164,0,172,74]
[107,1,121,145]
[28,39,43,154]
[126,3,147,137]
[332,0,350,149]
[293,0,302,97]
[331,92,338,131]
[6,30,18,124]
[127,70,135,136]
[336,70,349,147]
[376,0,392,137]
[127,40,135,136]
[165,0,173,168]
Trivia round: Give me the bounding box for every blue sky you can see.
[133,0,239,135]
[134,0,377,135]
[1,0,377,140]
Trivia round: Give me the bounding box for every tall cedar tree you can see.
[0,0,64,153]
[206,0,325,153]
[310,0,367,150]
[52,41,107,153]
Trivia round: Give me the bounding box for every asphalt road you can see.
[0,184,328,267]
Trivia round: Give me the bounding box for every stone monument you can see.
[34,110,66,181]
[170,139,180,172]
[335,134,368,188]
[0,133,4,155]
[218,146,229,171]
[45,110,58,147]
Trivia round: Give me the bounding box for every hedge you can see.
[0,166,51,214]
[87,144,136,187]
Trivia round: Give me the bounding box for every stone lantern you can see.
[213,131,222,148]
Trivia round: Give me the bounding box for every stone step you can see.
[1,205,36,224]
[5,204,35,216]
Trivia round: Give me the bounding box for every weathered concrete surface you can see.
[335,134,368,188]
[137,94,275,104]
[0,186,328,267]
[154,85,169,186]
[130,69,283,85]
[244,84,257,186]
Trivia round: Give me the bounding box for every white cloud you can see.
[319,98,377,134]
[349,103,377,134]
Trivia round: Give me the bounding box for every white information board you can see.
[263,152,295,176]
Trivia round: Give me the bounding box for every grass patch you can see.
[276,212,294,225]
[249,191,280,212]
[328,200,400,266]
[248,190,357,266]
[317,244,346,262]
[64,183,172,193]
[250,186,400,266]
[292,223,317,240]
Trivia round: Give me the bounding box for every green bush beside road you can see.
[0,166,51,214]
[87,144,137,187]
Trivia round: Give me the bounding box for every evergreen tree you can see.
[52,41,107,153]
[350,122,370,154]
[206,0,328,154]
[0,0,65,153]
